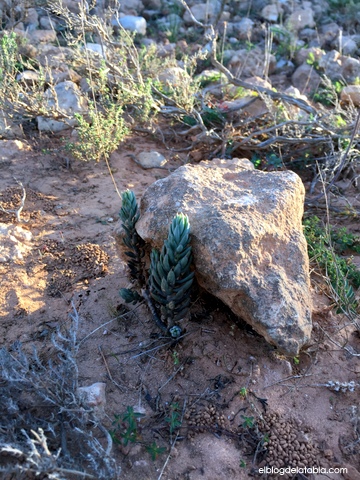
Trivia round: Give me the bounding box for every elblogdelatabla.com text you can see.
[259,466,347,475]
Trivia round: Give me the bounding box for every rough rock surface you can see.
[37,80,88,132]
[136,158,312,356]
[0,223,32,262]
[340,85,360,106]
[137,150,167,169]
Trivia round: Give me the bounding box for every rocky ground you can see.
[1,0,360,479]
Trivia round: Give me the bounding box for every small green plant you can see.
[165,402,182,438]
[240,459,247,468]
[241,415,255,428]
[239,387,248,398]
[304,216,360,315]
[330,227,360,254]
[251,154,262,169]
[149,213,194,336]
[110,408,167,461]
[110,406,144,446]
[172,350,180,365]
[145,442,167,461]
[68,102,128,162]
[119,189,145,289]
[265,152,283,169]
[0,32,18,86]
[293,356,300,365]
[334,114,347,128]
[306,51,319,70]
[312,80,344,107]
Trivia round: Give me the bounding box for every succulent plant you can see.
[149,213,194,335]
[119,288,142,305]
[119,189,145,287]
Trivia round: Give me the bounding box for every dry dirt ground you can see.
[1,132,360,480]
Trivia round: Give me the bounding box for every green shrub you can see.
[304,216,360,314]
[67,102,128,162]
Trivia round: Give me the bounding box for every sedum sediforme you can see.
[119,189,145,303]
[149,213,194,336]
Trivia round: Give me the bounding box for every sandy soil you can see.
[1,132,360,480]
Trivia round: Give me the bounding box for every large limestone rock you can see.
[136,158,312,356]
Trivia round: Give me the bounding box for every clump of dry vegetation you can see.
[0,305,120,479]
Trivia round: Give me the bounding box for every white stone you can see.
[24,7,39,30]
[78,382,106,418]
[137,151,167,168]
[286,8,315,32]
[340,85,360,106]
[78,382,106,407]
[183,1,220,24]
[261,4,281,22]
[82,42,107,57]
[158,66,189,86]
[339,36,358,56]
[0,223,32,263]
[37,80,88,132]
[291,63,321,94]
[232,17,254,40]
[118,15,147,35]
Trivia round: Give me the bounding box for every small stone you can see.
[77,382,106,419]
[291,63,321,94]
[82,43,107,57]
[0,223,32,263]
[136,151,167,169]
[341,85,360,106]
[28,29,57,44]
[119,0,144,15]
[183,2,220,24]
[117,15,147,35]
[339,36,358,56]
[16,70,40,83]
[39,16,56,30]
[232,18,254,40]
[261,4,281,22]
[286,8,315,32]
[37,80,88,132]
[158,66,189,86]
